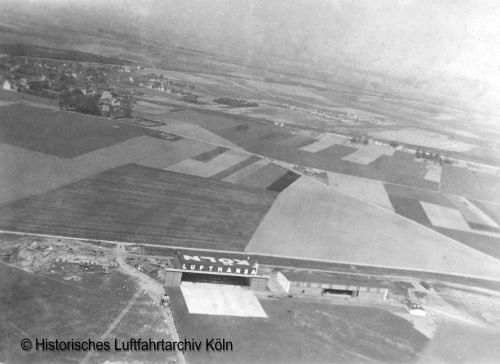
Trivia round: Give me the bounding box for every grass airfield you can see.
[168,286,428,364]
[0,262,175,364]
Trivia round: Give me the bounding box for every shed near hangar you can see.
[162,252,268,291]
[275,270,388,300]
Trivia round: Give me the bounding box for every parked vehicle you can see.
[404,300,426,316]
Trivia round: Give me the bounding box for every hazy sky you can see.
[129,1,500,84]
[2,0,499,92]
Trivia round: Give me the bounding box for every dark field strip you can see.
[388,195,432,226]
[468,223,500,234]
[0,164,278,251]
[211,155,261,180]
[434,227,500,260]
[192,146,229,162]
[267,170,301,192]
[384,183,455,208]
[315,144,358,159]
[217,122,295,147]
[0,104,155,158]
[116,117,166,127]
[277,134,316,149]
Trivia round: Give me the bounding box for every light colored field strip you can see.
[341,145,394,165]
[420,201,471,231]
[299,133,349,153]
[165,159,210,176]
[166,149,250,177]
[424,164,443,183]
[223,159,269,183]
[327,171,394,212]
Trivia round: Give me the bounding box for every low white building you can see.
[2,79,14,91]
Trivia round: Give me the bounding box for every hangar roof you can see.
[282,270,387,289]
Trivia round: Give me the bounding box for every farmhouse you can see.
[163,252,268,291]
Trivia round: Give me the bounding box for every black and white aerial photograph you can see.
[0,1,499,363]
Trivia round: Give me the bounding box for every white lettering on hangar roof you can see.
[177,253,259,275]
[181,254,252,266]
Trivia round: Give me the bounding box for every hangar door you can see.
[181,272,250,286]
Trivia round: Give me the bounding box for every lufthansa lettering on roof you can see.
[177,254,259,276]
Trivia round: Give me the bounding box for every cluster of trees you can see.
[29,80,50,92]
[350,135,370,145]
[181,93,200,103]
[121,97,133,117]
[415,149,453,164]
[59,89,100,115]
[213,97,258,108]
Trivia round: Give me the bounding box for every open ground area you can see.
[168,287,428,364]
[0,104,149,158]
[0,262,174,364]
[0,163,277,251]
[245,177,500,279]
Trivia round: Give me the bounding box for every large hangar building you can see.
[163,252,268,291]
